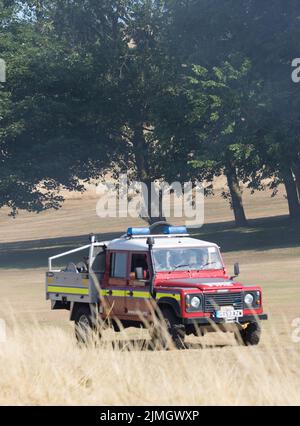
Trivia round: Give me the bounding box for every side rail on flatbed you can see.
[46,240,106,307]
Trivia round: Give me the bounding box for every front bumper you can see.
[183,313,268,325]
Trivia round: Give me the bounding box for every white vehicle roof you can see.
[107,236,219,252]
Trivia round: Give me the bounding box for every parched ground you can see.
[0,183,300,405]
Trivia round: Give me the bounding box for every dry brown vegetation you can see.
[0,316,299,405]
[0,183,300,405]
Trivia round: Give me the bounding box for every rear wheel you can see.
[74,305,99,344]
[235,321,261,346]
[151,306,186,350]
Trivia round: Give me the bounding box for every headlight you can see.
[186,294,202,312]
[244,293,254,305]
[191,296,201,309]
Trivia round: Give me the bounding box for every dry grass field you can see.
[0,183,300,405]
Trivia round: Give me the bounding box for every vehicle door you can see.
[125,252,153,322]
[101,251,128,318]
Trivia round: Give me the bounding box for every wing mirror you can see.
[234,262,240,276]
[230,262,240,280]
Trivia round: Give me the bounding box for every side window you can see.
[110,252,128,278]
[91,247,106,273]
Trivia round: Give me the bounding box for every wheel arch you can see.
[156,297,181,319]
[70,302,98,321]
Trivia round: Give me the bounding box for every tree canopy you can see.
[1,0,300,224]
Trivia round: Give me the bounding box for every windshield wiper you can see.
[172,263,191,271]
[171,261,217,271]
[200,261,217,270]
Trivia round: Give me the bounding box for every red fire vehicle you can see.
[46,222,268,348]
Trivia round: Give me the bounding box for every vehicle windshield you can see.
[153,246,223,272]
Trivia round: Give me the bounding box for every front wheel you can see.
[150,307,186,350]
[235,321,261,346]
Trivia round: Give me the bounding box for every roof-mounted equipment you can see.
[127,227,151,237]
[163,225,188,235]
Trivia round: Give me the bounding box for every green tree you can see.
[163,0,300,222]
[1,0,181,222]
[0,1,123,215]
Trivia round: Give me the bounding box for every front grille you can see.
[204,292,243,312]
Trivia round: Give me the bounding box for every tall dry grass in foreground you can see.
[0,317,300,406]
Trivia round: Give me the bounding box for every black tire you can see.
[151,306,186,350]
[235,321,261,346]
[74,305,97,344]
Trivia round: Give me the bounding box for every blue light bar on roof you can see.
[164,226,188,235]
[127,227,150,236]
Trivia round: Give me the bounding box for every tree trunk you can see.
[225,162,248,227]
[292,163,300,200]
[282,168,300,219]
[133,125,166,224]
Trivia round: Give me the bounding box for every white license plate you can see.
[216,306,243,321]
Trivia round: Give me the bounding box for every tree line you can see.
[1,0,300,226]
